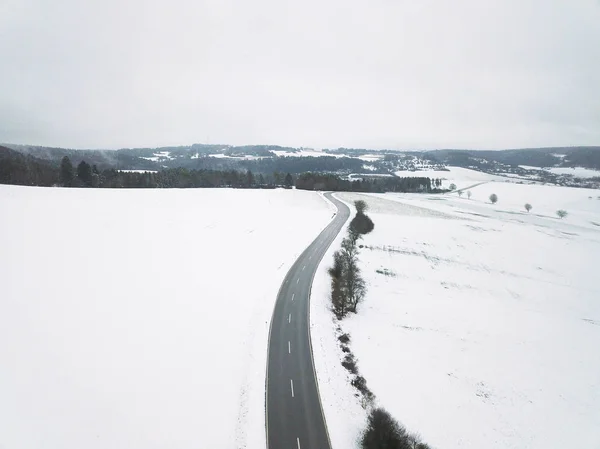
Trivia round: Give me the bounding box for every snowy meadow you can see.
[311,175,600,449]
[0,186,331,449]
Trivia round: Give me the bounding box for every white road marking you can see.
[292,293,295,301]
[297,278,299,284]
[302,265,305,271]
[288,314,291,323]
[288,341,291,354]
[290,379,294,397]
[297,437,301,449]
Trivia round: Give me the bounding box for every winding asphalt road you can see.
[266,192,350,449]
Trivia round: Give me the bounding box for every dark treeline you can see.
[8,143,600,173]
[59,155,296,189]
[1,150,446,194]
[6,144,370,173]
[295,172,443,193]
[191,155,367,175]
[0,146,59,186]
[562,147,600,170]
[426,146,600,170]
[0,149,298,189]
[241,155,367,174]
[97,168,294,189]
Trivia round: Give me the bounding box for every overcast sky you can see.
[1,0,599,150]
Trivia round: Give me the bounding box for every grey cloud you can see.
[1,0,599,149]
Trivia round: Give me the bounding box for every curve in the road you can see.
[266,192,350,449]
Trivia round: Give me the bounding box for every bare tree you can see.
[328,251,346,319]
[348,270,366,314]
[339,238,366,314]
[467,190,472,199]
[525,203,532,212]
[556,209,568,219]
[489,193,498,204]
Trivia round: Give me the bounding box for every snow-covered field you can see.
[349,173,395,179]
[519,165,600,179]
[207,153,267,160]
[546,166,600,178]
[272,149,329,157]
[395,167,509,189]
[311,184,600,449]
[140,151,174,162]
[519,165,541,170]
[0,186,332,449]
[271,149,385,161]
[357,154,384,162]
[396,182,600,227]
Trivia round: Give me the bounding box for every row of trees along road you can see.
[329,200,374,319]
[296,172,440,193]
[1,149,444,194]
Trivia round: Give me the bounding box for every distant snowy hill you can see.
[3,143,599,189]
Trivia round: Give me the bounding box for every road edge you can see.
[304,192,351,449]
[264,191,346,449]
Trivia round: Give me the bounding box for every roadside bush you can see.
[342,354,358,374]
[449,183,456,191]
[489,193,498,204]
[361,408,431,449]
[355,200,368,214]
[329,224,369,319]
[361,408,409,449]
[329,237,367,317]
[329,251,346,319]
[349,200,374,241]
[338,333,350,344]
[350,212,375,237]
[457,190,463,197]
[524,203,532,212]
[352,375,375,404]
[556,209,568,219]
